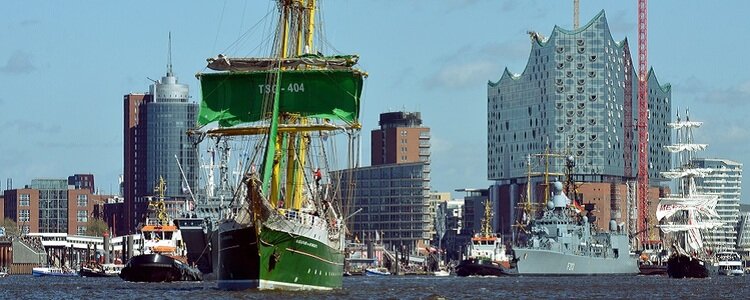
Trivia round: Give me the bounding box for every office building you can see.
[693,158,742,251]
[3,179,98,235]
[371,111,430,166]
[122,57,198,234]
[338,111,432,252]
[68,174,95,194]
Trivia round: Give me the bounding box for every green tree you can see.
[1,218,20,236]
[86,218,110,237]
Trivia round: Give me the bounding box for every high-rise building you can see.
[486,10,672,237]
[122,53,198,235]
[371,111,430,166]
[338,111,432,251]
[693,158,743,251]
[123,93,150,235]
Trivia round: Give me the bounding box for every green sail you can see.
[198,69,364,126]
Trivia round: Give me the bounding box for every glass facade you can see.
[31,179,69,233]
[335,162,432,250]
[143,73,198,202]
[487,11,671,183]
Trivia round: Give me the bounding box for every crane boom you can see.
[637,0,650,245]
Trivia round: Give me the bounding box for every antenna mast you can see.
[167,32,173,76]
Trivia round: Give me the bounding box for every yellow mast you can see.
[306,0,315,51]
[480,200,493,238]
[269,2,292,207]
[149,176,169,226]
[291,0,315,210]
[277,0,315,210]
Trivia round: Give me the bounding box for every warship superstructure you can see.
[511,156,638,275]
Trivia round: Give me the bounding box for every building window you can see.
[19,210,30,222]
[77,226,87,235]
[77,194,88,207]
[77,210,88,222]
[20,194,30,206]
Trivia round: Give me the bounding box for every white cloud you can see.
[424,40,530,90]
[426,61,498,90]
[0,50,37,74]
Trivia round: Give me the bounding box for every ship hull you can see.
[513,248,638,275]
[258,225,344,290]
[638,264,668,276]
[455,258,508,277]
[119,254,202,282]
[174,218,215,277]
[666,253,715,278]
[217,222,260,290]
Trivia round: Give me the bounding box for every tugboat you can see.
[455,200,509,277]
[119,177,202,282]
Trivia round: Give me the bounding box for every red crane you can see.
[637,0,650,245]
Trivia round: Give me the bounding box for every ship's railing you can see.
[281,209,326,229]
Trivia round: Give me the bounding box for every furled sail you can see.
[206,54,360,72]
[198,69,365,126]
[664,143,707,153]
[660,168,712,179]
[667,120,703,129]
[657,221,723,233]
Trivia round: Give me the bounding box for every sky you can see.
[2,1,750,201]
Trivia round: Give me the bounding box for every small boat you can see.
[32,266,78,277]
[80,263,124,278]
[716,251,744,276]
[119,177,202,282]
[364,267,391,276]
[433,269,450,277]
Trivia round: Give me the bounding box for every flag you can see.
[572,199,584,212]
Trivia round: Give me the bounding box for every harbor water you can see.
[1,274,747,299]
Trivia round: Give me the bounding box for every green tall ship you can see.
[195,0,365,291]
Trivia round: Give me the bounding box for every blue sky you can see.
[2,1,749,201]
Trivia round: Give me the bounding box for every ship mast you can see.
[262,0,317,209]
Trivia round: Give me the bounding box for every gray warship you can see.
[511,179,638,275]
